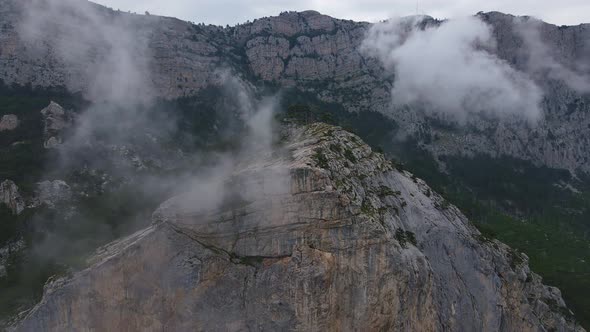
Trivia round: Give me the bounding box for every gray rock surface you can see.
[14,124,584,331]
[0,114,18,131]
[40,102,70,149]
[0,1,588,173]
[0,180,24,215]
[35,180,71,208]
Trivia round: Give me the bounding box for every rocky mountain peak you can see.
[14,124,583,331]
[0,2,589,328]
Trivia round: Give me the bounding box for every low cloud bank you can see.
[515,17,590,94]
[362,16,543,122]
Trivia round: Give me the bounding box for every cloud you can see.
[17,1,287,264]
[361,16,543,122]
[515,17,590,93]
[218,71,278,152]
[156,72,289,220]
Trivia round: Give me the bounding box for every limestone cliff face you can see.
[0,180,24,215]
[14,124,583,331]
[0,1,589,172]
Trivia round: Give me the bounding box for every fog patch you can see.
[18,0,152,105]
[362,16,543,123]
[16,1,287,264]
[160,72,288,220]
[515,17,590,93]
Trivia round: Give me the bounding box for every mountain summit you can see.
[15,124,583,331]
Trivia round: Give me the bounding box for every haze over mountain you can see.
[4,0,589,172]
[0,0,589,330]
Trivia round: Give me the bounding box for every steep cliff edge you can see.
[14,124,584,331]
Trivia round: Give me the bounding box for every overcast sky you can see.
[92,0,590,26]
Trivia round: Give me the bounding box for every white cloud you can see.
[92,0,590,26]
[22,0,152,104]
[361,16,543,122]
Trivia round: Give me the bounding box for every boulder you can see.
[40,102,70,149]
[0,180,24,215]
[0,114,18,132]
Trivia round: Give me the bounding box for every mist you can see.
[515,17,590,93]
[16,0,286,264]
[163,73,287,219]
[19,0,153,105]
[361,16,544,122]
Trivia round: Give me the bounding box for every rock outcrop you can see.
[35,180,71,208]
[0,239,25,278]
[0,114,18,132]
[14,124,584,331]
[0,180,24,215]
[40,102,70,149]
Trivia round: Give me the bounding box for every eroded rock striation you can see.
[14,124,584,331]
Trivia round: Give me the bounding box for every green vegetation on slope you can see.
[0,82,86,191]
[473,213,590,326]
[400,146,590,328]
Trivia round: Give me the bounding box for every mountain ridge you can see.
[0,2,590,328]
[13,123,585,331]
[1,0,589,174]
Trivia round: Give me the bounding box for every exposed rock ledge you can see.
[0,180,24,215]
[0,114,18,132]
[13,124,584,331]
[40,102,71,149]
